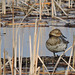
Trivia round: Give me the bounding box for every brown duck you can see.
[46,29,69,56]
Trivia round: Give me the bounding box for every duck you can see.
[46,29,69,56]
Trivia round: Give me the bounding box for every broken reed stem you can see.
[37,67,40,75]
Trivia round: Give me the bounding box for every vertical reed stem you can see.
[29,35,32,75]
[40,0,42,20]
[42,65,45,75]
[14,26,18,75]
[2,0,6,14]
[65,46,73,75]
[12,0,15,74]
[69,0,70,8]
[52,0,54,18]
[19,35,21,75]
[3,49,6,75]
[73,35,75,68]
[0,14,2,75]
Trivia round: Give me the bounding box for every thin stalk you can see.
[14,26,18,75]
[29,35,32,75]
[54,0,68,16]
[38,56,50,75]
[33,19,37,75]
[40,0,42,20]
[52,0,54,18]
[36,28,41,70]
[0,14,2,75]
[52,46,72,75]
[73,35,75,68]
[19,35,21,75]
[61,57,75,71]
[12,0,15,74]
[65,46,73,75]
[69,0,70,8]
[3,49,6,75]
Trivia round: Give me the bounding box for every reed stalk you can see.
[29,35,32,75]
[40,0,42,20]
[0,14,1,75]
[38,56,50,75]
[53,2,56,16]
[52,0,54,18]
[37,67,40,75]
[52,46,72,75]
[65,46,73,75]
[3,49,6,75]
[12,0,15,74]
[42,65,45,75]
[69,0,70,8]
[73,35,75,68]
[54,0,68,16]
[33,19,37,75]
[2,0,6,14]
[35,28,41,70]
[14,26,18,75]
[19,35,21,75]
[6,53,12,73]
[61,57,75,71]
[42,0,46,11]
[54,16,68,23]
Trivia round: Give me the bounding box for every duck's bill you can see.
[62,34,67,38]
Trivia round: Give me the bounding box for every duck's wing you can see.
[46,37,61,46]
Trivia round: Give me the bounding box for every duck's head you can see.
[49,29,66,38]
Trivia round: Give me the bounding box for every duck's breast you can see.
[46,37,67,52]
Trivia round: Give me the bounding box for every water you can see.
[0,26,75,58]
